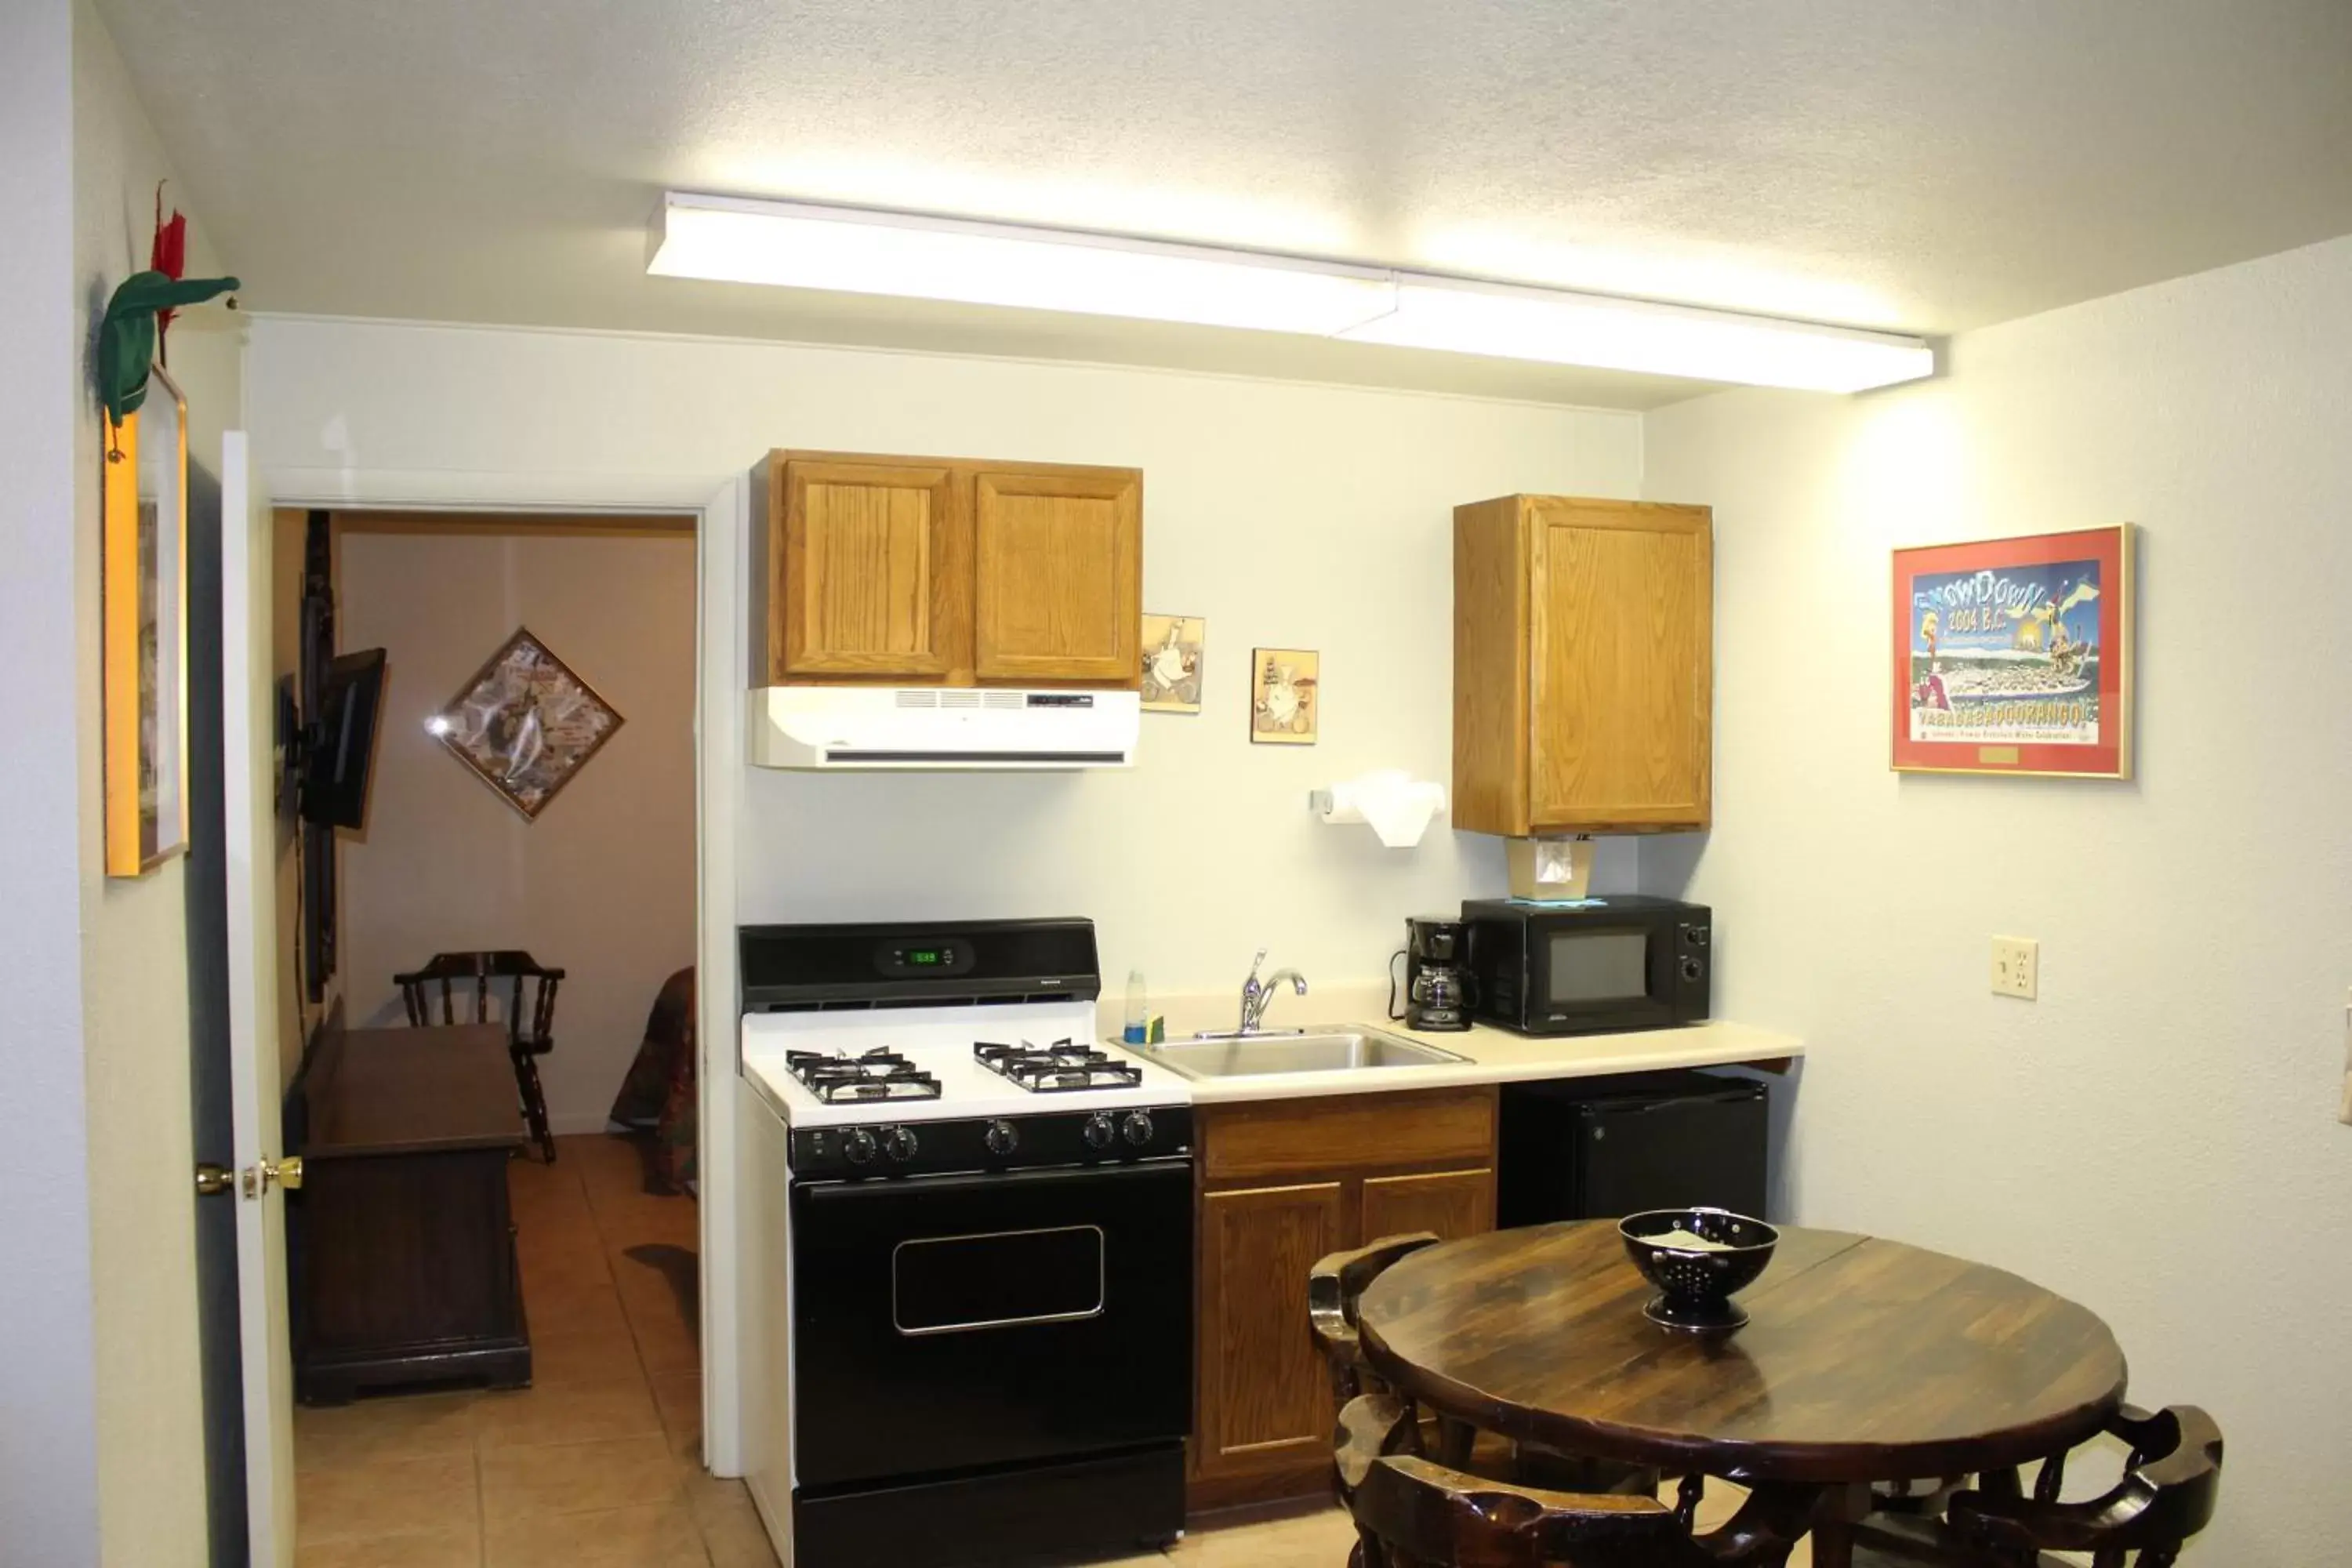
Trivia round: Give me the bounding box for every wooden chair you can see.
[1943,1405,2223,1568]
[1336,1392,1809,1568]
[395,950,562,1161]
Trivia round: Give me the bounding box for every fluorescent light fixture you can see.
[1341,274,1936,393]
[648,192,1936,392]
[650,192,1396,336]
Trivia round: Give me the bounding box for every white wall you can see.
[1,2,103,1559]
[337,524,699,1132]
[1642,234,2352,1564]
[72,2,248,1562]
[249,320,1642,1001]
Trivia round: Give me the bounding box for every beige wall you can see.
[246,320,1649,1004]
[336,521,699,1133]
[71,0,245,1561]
[1641,233,2352,1563]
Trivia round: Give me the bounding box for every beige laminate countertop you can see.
[1105,1018,1802,1105]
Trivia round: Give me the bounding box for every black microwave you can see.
[1462,896,1710,1036]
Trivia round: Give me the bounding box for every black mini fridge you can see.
[1497,1072,1769,1228]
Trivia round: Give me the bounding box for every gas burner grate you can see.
[784,1047,943,1103]
[974,1039,1145,1094]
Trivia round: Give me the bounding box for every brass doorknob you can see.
[273,1156,304,1192]
[235,1156,307,1197]
[195,1163,234,1197]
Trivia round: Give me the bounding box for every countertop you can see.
[1098,985,1800,1105]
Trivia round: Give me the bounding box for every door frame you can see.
[256,461,750,1475]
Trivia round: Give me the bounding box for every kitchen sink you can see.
[1134,1026,1469,1080]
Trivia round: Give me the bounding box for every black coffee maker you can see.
[1393,916,1475,1031]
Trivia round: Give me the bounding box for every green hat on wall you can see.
[99,269,240,426]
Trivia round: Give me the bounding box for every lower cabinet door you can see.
[1359,1167,1496,1244]
[1196,1181,1345,1478]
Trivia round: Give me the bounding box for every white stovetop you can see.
[740,1002,1192,1128]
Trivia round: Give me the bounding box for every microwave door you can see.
[1539,926,1674,1028]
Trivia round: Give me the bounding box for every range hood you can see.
[748,686,1140,771]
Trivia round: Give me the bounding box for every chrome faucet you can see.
[1236,949,1308,1035]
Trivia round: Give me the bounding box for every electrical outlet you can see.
[1990,936,2038,1000]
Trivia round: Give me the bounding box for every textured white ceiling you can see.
[100,0,2352,407]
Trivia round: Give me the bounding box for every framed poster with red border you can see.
[1892,524,2132,779]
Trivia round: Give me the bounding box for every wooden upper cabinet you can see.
[1454,495,1712,833]
[973,466,1141,684]
[777,458,961,680]
[751,450,1142,688]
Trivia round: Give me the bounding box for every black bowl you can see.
[1619,1207,1779,1333]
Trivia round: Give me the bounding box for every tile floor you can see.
[297,1131,1811,1568]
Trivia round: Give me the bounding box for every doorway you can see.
[270,508,769,1563]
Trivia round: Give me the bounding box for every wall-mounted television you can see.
[299,648,387,829]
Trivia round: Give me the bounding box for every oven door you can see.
[790,1159,1192,1490]
[1526,916,1679,1033]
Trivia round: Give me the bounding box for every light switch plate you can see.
[1990,936,2038,1000]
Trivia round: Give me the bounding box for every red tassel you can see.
[151,181,189,358]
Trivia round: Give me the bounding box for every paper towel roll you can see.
[1314,770,1447,848]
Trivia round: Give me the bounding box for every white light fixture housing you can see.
[648,191,1935,393]
[650,192,1396,336]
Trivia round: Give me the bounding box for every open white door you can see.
[222,431,297,1566]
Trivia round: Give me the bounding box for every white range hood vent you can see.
[749,685,1140,771]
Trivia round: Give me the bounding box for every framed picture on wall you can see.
[101,363,190,876]
[430,627,626,819]
[1250,647,1319,744]
[1892,524,2133,779]
[1140,612,1205,713]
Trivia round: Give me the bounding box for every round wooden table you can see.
[1355,1221,2128,1566]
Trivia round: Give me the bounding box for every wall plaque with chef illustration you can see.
[1250,647,1319,744]
[1891,524,2132,779]
[1139,613,1205,713]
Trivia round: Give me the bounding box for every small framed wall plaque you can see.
[1140,613,1205,713]
[429,627,624,818]
[1250,647,1319,745]
[1892,524,2132,779]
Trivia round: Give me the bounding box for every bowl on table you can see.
[1618,1207,1779,1333]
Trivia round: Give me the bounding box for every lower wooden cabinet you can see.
[1188,1087,1498,1510]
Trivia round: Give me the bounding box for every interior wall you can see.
[2,1,103,1559]
[69,1,247,1563]
[335,518,699,1133]
[1640,233,2352,1564]
[247,318,1643,1003]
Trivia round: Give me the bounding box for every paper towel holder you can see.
[1307,769,1450,849]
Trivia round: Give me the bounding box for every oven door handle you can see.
[795,1157,1191,1206]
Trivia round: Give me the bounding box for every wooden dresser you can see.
[288,1022,530,1403]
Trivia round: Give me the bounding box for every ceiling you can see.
[100,0,2352,408]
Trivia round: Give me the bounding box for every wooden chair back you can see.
[1947,1404,2223,1567]
[1309,1232,1439,1403]
[1335,1393,1693,1568]
[395,950,563,1054]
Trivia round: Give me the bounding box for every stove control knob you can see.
[1083,1112,1116,1151]
[984,1120,1019,1157]
[883,1126,920,1164]
[843,1128,878,1167]
[1121,1111,1156,1147]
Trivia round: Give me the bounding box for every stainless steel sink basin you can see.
[1136,1026,1468,1080]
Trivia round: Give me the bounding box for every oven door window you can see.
[1547,929,1653,1004]
[894,1225,1105,1336]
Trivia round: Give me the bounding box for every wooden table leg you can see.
[1812,1519,1855,1568]
[1809,1481,1873,1568]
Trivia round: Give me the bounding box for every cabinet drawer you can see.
[1201,1088,1495,1184]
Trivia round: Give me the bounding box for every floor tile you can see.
[296,1454,478,1545]
[484,1500,706,1567]
[475,1373,663,1450]
[528,1323,646,1388]
[295,1525,481,1568]
[695,1483,782,1568]
[480,1433,681,1522]
[522,1283,633,1340]
[296,1391,478,1472]
[648,1370,702,1455]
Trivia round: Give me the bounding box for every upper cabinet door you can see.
[1527,499,1712,829]
[971,467,1142,685]
[778,459,964,679]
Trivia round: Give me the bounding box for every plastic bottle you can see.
[1123,969,1149,1044]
